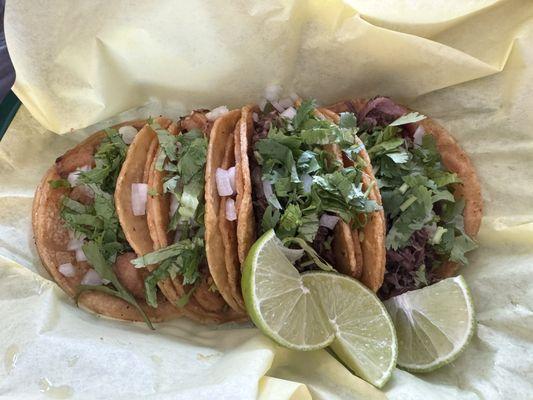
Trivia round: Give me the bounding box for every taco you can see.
[131,110,246,321]
[327,97,483,299]
[32,119,182,328]
[240,98,386,291]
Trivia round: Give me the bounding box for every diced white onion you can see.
[67,165,91,187]
[67,235,85,251]
[206,106,229,122]
[263,180,274,199]
[265,85,282,102]
[302,173,313,193]
[58,263,76,278]
[280,247,305,263]
[319,214,340,230]
[131,183,148,216]
[252,112,259,123]
[225,198,237,221]
[75,248,87,262]
[413,125,425,146]
[281,106,297,119]
[216,168,233,196]
[118,125,138,145]
[258,99,267,112]
[228,166,236,193]
[278,97,294,109]
[81,269,103,286]
[271,101,285,113]
[289,92,300,102]
[169,195,179,218]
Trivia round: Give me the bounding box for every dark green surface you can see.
[0,91,20,141]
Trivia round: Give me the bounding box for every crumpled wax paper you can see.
[2,0,533,398]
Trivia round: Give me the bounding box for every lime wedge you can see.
[241,230,334,351]
[303,272,397,388]
[242,230,397,387]
[385,276,476,373]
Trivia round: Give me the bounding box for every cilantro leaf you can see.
[338,112,358,129]
[390,112,426,126]
[49,179,71,189]
[293,99,317,130]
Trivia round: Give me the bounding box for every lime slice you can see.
[385,276,476,372]
[241,230,334,351]
[242,230,397,387]
[303,272,397,388]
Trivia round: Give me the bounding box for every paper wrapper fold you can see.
[2,0,533,398]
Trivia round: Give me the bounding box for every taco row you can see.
[32,96,482,326]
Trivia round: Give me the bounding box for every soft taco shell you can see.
[319,107,386,292]
[235,106,257,264]
[32,121,181,323]
[145,114,245,323]
[327,99,483,279]
[218,127,245,309]
[205,109,246,314]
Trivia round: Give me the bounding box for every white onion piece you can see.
[206,106,229,122]
[252,112,259,123]
[258,99,267,112]
[81,269,103,286]
[265,85,282,102]
[319,214,340,230]
[131,183,148,216]
[216,168,233,196]
[75,248,87,262]
[58,263,76,278]
[225,198,237,221]
[302,173,313,193]
[290,92,300,102]
[280,247,305,263]
[67,165,91,187]
[228,166,236,193]
[169,195,179,218]
[271,101,285,113]
[281,107,297,119]
[413,125,425,146]
[262,180,274,200]
[67,236,85,251]
[118,125,138,145]
[278,97,293,109]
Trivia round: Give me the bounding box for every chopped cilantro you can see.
[254,102,379,254]
[49,179,71,189]
[135,238,204,307]
[359,107,477,298]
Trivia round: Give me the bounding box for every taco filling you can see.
[352,97,479,299]
[132,113,227,314]
[51,125,157,327]
[249,99,382,275]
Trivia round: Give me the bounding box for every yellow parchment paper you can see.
[2,0,533,398]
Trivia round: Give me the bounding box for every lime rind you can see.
[385,276,476,373]
[303,271,397,388]
[242,230,335,351]
[242,230,398,386]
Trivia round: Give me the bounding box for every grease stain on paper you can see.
[38,378,74,399]
[4,344,19,373]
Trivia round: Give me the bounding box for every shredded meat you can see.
[55,153,95,178]
[69,185,94,205]
[180,110,212,136]
[378,229,440,300]
[250,110,279,227]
